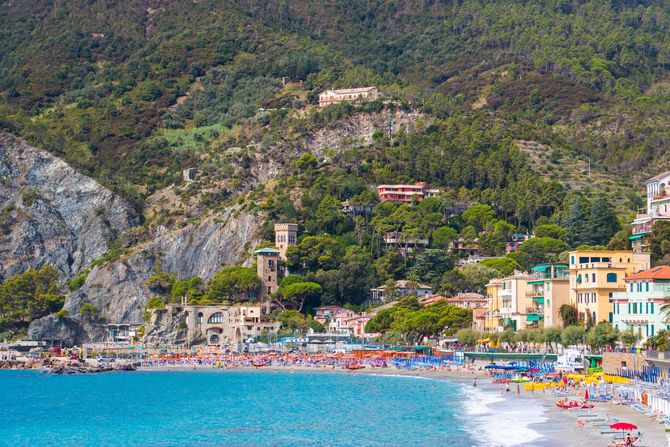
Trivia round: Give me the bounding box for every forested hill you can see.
[240,0,670,169]
[6,0,670,337]
[2,0,670,205]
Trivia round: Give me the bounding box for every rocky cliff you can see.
[27,209,263,343]
[0,133,139,280]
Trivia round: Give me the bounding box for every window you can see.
[609,312,613,323]
[651,303,655,314]
[606,273,617,283]
[592,273,596,282]
[197,312,203,324]
[646,283,649,292]
[208,312,223,324]
[630,283,633,292]
[652,324,655,336]
[571,256,575,265]
[579,257,589,264]
[577,274,582,283]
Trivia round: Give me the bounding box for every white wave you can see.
[458,385,547,446]
[374,373,433,380]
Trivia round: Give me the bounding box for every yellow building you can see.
[568,250,650,325]
[485,272,535,332]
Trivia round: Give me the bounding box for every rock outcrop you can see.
[301,109,426,159]
[62,210,262,326]
[0,133,139,280]
[26,315,87,346]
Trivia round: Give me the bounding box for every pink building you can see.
[377,182,439,204]
[313,306,358,334]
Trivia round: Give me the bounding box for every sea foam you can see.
[459,385,547,446]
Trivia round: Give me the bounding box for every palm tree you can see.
[405,272,421,294]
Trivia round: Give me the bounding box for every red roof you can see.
[625,266,670,281]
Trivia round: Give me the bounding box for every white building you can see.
[369,280,433,304]
[318,87,380,107]
[630,171,670,253]
[611,266,670,343]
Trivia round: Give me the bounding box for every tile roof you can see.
[625,265,670,281]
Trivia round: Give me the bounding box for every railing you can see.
[525,307,543,314]
[575,262,613,269]
[645,350,670,360]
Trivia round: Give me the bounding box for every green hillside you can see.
[3,0,670,311]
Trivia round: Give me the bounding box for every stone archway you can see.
[209,334,220,344]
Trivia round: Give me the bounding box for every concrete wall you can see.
[602,352,647,375]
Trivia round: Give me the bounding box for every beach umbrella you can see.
[610,422,637,431]
[584,389,589,401]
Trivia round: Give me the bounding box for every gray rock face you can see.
[302,109,426,159]
[64,210,262,326]
[27,315,86,346]
[0,133,139,280]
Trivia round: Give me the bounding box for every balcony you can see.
[620,314,650,324]
[526,307,544,314]
[574,262,615,269]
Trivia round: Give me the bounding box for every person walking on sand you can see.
[516,384,520,395]
[473,378,477,387]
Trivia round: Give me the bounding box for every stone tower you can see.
[274,223,298,261]
[255,247,280,299]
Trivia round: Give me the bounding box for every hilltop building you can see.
[630,171,670,253]
[450,238,482,257]
[369,280,433,304]
[611,266,670,342]
[568,249,650,325]
[274,223,298,261]
[506,233,530,254]
[383,231,429,255]
[256,247,280,299]
[340,200,374,217]
[182,168,197,181]
[377,182,439,203]
[318,87,379,107]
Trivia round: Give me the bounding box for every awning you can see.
[628,233,647,241]
[526,314,543,322]
[527,280,544,285]
[532,297,544,303]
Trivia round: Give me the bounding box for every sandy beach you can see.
[134,363,669,447]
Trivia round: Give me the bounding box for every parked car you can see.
[25,351,42,359]
[97,356,115,363]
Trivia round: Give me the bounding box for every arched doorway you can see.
[210,334,220,344]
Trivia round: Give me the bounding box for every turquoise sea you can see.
[0,370,547,447]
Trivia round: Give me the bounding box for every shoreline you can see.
[133,364,670,447]
[5,363,668,446]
